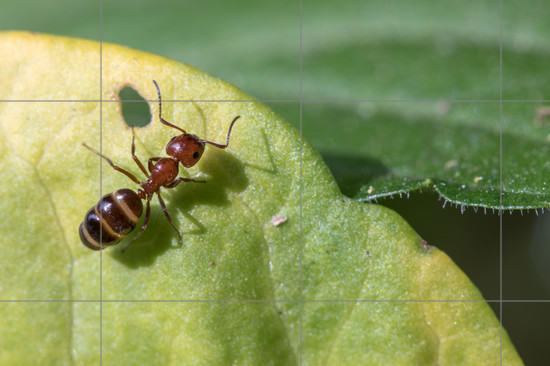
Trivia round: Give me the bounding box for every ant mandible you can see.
[79,80,240,252]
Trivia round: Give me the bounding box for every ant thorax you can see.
[141,158,179,194]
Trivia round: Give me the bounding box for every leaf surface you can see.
[0,31,522,365]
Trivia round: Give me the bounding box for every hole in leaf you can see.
[119,86,152,127]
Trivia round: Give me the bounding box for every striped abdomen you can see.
[79,189,143,250]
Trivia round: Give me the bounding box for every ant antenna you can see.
[199,116,240,149]
[152,80,187,134]
[153,80,240,149]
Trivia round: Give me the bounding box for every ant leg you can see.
[82,143,141,185]
[148,157,162,173]
[156,191,183,244]
[165,177,206,189]
[131,127,149,177]
[121,198,151,253]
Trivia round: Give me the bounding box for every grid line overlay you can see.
[99,0,103,363]
[499,0,504,364]
[2,299,549,303]
[299,0,304,365]
[1,98,549,103]
[1,1,545,365]
[0,299,550,304]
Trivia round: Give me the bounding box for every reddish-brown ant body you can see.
[79,80,240,251]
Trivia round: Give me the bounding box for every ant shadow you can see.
[110,149,248,267]
[173,147,249,210]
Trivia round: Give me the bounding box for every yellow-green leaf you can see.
[0,31,522,365]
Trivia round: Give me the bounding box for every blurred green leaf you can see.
[303,102,550,210]
[297,0,550,210]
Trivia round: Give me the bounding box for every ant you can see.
[79,80,240,252]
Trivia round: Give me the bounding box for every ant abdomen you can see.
[79,189,143,250]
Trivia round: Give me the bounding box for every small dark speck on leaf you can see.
[420,238,434,252]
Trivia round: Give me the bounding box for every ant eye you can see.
[169,136,176,142]
[193,151,200,159]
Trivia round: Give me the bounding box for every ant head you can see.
[166,134,205,168]
[153,80,241,167]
